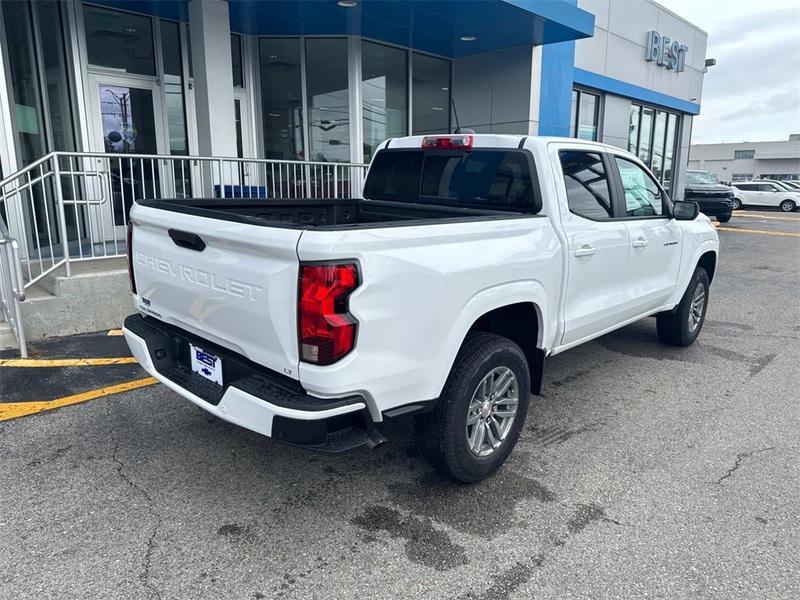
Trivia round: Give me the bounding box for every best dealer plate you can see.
[190,344,223,386]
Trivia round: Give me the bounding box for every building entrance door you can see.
[87,74,168,247]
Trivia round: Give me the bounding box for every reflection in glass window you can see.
[306,38,350,162]
[615,157,663,217]
[259,38,304,160]
[638,107,654,165]
[628,104,641,157]
[412,53,450,134]
[37,0,75,152]
[231,34,243,87]
[571,89,599,141]
[629,103,679,197]
[161,20,190,196]
[650,110,667,180]
[362,41,408,161]
[84,5,155,75]
[559,151,612,219]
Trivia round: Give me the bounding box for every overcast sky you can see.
[659,0,800,144]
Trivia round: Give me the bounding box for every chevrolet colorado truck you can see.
[123,135,719,482]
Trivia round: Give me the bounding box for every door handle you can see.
[631,237,649,248]
[573,244,596,257]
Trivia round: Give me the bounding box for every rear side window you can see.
[558,150,613,220]
[364,149,539,212]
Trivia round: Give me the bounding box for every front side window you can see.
[84,5,155,75]
[559,151,612,220]
[614,157,664,217]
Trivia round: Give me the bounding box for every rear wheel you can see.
[414,332,530,483]
[780,199,796,212]
[732,197,742,210]
[656,267,709,347]
[717,213,731,223]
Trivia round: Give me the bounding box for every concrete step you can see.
[0,320,18,351]
[19,259,133,341]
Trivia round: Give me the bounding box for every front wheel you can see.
[732,197,742,210]
[414,332,530,483]
[717,213,731,223]
[656,267,710,347]
[780,199,796,212]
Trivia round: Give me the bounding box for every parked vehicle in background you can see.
[779,181,800,191]
[684,170,734,222]
[123,134,719,482]
[731,181,800,212]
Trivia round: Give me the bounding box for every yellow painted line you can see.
[734,212,800,221]
[0,377,158,422]
[107,329,124,336]
[0,357,138,367]
[717,226,800,238]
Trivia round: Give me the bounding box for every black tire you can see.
[656,267,710,347]
[780,199,796,212]
[732,198,742,210]
[717,213,731,223]
[414,332,530,483]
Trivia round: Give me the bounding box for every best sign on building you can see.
[0,0,708,200]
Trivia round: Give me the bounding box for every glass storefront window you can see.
[628,104,641,156]
[637,107,654,165]
[628,102,680,196]
[37,0,75,152]
[231,34,243,87]
[662,113,677,191]
[84,5,156,76]
[306,38,350,163]
[575,90,599,141]
[259,38,304,160]
[2,1,47,165]
[362,41,408,161]
[650,110,667,180]
[570,90,578,139]
[160,20,190,195]
[412,52,450,134]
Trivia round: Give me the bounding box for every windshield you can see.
[686,171,720,185]
[364,149,539,212]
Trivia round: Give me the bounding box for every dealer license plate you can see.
[190,344,223,386]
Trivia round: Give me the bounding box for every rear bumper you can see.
[123,314,371,450]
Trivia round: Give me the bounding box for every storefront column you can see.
[188,0,236,159]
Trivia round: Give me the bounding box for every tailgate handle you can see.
[168,229,206,252]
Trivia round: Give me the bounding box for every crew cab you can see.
[123,135,719,482]
[684,170,734,222]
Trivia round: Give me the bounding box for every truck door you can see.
[556,149,631,346]
[610,155,682,315]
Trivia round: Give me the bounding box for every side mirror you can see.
[673,200,699,221]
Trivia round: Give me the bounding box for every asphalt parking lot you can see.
[1,209,798,599]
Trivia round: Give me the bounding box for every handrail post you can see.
[10,239,27,358]
[52,154,71,277]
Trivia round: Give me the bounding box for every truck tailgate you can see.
[129,203,302,379]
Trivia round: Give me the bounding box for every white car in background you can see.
[731,181,800,212]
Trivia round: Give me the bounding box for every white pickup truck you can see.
[123,134,719,482]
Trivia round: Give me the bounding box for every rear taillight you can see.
[421,134,473,151]
[298,262,359,365]
[126,221,137,294]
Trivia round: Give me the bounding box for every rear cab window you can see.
[364,148,541,213]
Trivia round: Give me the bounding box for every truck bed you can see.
[138,197,521,230]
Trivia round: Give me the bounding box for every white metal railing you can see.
[0,214,28,357]
[0,152,369,287]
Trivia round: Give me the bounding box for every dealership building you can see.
[688,135,800,184]
[0,0,709,347]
